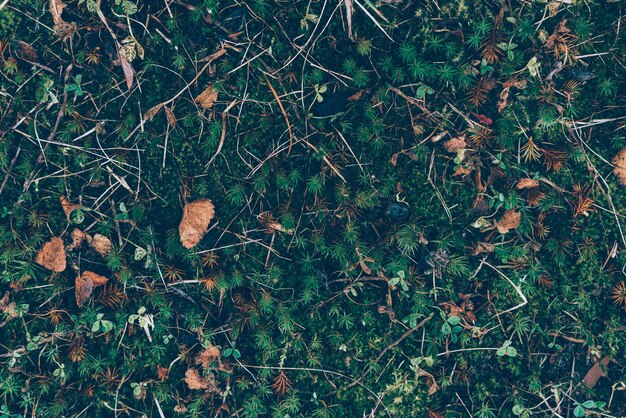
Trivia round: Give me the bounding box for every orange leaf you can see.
[179,199,215,249]
[35,237,66,272]
[195,85,219,110]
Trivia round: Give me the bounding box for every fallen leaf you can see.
[165,106,177,128]
[119,51,134,90]
[583,355,611,388]
[90,234,113,257]
[443,135,467,153]
[81,271,109,286]
[156,365,169,381]
[179,199,215,249]
[345,0,354,39]
[69,229,91,250]
[516,178,539,189]
[75,271,108,307]
[144,103,164,121]
[49,0,66,25]
[195,85,219,110]
[612,147,626,185]
[415,368,439,395]
[259,212,294,235]
[472,242,495,255]
[196,345,221,369]
[35,237,66,272]
[495,210,521,234]
[184,368,210,390]
[49,0,76,41]
[60,196,81,221]
[75,275,93,307]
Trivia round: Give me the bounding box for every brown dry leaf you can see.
[156,365,169,381]
[90,234,113,257]
[49,0,66,25]
[60,196,81,221]
[119,51,134,90]
[75,270,109,307]
[612,147,626,185]
[35,237,67,272]
[415,368,440,396]
[164,106,177,128]
[144,103,164,121]
[196,345,221,369]
[472,242,495,256]
[495,210,521,234]
[583,355,611,388]
[443,135,467,153]
[75,275,94,307]
[70,229,91,250]
[81,271,109,287]
[49,0,76,41]
[516,178,539,189]
[195,85,219,110]
[259,213,294,235]
[452,166,472,177]
[179,199,215,249]
[184,368,210,390]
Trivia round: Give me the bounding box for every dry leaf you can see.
[81,271,109,286]
[70,229,91,250]
[144,103,164,121]
[49,0,76,41]
[35,237,66,272]
[443,135,467,153]
[196,345,221,369]
[195,85,219,110]
[415,368,440,396]
[453,166,472,177]
[516,178,539,189]
[495,210,521,234]
[60,196,81,221]
[345,0,354,39]
[184,368,210,390]
[119,51,134,90]
[75,275,94,307]
[472,242,495,255]
[179,199,215,249]
[259,212,294,235]
[165,106,177,128]
[75,271,108,307]
[90,234,113,257]
[583,355,611,388]
[612,147,626,185]
[156,365,169,381]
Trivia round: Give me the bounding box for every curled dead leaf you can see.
[179,199,215,249]
[612,147,626,185]
[119,51,134,90]
[495,210,521,234]
[164,106,177,128]
[184,368,210,390]
[196,345,221,369]
[516,178,539,189]
[35,237,67,272]
[583,355,611,388]
[69,229,91,250]
[75,271,108,307]
[90,234,113,257]
[443,135,467,153]
[81,271,109,286]
[259,212,294,235]
[195,85,219,110]
[60,196,81,221]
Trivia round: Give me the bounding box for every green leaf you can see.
[573,405,585,417]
